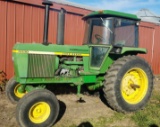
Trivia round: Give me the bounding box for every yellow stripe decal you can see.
[12,50,89,56]
[12,50,19,53]
[12,50,28,53]
[54,52,89,56]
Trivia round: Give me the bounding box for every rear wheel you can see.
[16,89,59,127]
[6,77,25,104]
[103,55,153,112]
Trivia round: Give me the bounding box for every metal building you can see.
[0,0,92,78]
[0,0,160,78]
[137,9,160,24]
[137,9,160,74]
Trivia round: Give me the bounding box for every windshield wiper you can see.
[100,17,113,34]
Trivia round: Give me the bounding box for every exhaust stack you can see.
[42,1,53,45]
[57,8,66,45]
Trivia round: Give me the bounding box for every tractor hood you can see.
[12,43,90,82]
[12,43,90,56]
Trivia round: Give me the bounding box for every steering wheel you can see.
[95,34,105,44]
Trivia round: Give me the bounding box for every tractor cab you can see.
[83,10,142,67]
[83,10,140,47]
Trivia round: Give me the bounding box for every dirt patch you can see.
[55,94,114,127]
[1,76,160,127]
[0,93,17,127]
[0,91,135,127]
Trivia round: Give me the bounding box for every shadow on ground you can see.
[78,122,93,127]
[150,124,159,127]
[55,100,66,124]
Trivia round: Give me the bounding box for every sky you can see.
[67,0,160,15]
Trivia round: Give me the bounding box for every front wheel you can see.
[6,77,25,104]
[103,55,153,112]
[16,89,59,127]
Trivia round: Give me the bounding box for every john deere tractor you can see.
[6,1,153,127]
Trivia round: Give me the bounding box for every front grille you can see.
[28,54,55,77]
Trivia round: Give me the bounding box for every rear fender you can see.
[98,46,147,74]
[110,46,147,55]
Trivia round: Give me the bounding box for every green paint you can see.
[25,84,46,92]
[83,10,140,21]
[13,53,28,78]
[121,47,147,54]
[13,43,90,55]
[77,85,81,96]
[17,84,26,93]
[12,9,147,95]
[87,82,103,91]
[83,75,96,83]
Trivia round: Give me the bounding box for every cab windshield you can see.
[83,18,113,45]
[83,17,138,47]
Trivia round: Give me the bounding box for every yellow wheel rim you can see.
[14,84,25,98]
[29,102,51,124]
[121,68,148,104]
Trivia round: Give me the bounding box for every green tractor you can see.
[6,1,153,127]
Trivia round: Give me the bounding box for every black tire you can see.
[6,77,25,104]
[16,89,59,127]
[103,55,153,112]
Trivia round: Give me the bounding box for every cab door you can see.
[89,45,112,70]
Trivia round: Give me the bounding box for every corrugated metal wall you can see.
[139,22,160,74]
[0,0,160,78]
[0,0,91,78]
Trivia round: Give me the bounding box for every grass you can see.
[91,112,129,127]
[63,112,131,127]
[70,89,160,127]
[131,90,160,127]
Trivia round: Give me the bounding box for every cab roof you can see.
[83,10,141,21]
